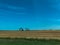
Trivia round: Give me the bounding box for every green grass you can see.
[0,38,60,45]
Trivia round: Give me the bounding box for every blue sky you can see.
[0,0,60,30]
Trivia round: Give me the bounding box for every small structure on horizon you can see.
[19,27,24,31]
[19,27,30,31]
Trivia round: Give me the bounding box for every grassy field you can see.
[0,38,60,45]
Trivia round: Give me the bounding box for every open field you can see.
[0,30,60,39]
[0,30,60,45]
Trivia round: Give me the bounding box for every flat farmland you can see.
[0,30,60,39]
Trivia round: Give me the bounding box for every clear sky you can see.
[0,0,60,30]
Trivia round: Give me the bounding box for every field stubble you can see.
[0,30,60,39]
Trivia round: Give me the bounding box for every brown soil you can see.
[0,30,60,39]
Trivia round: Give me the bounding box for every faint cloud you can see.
[8,5,24,10]
[50,18,60,22]
[47,25,60,30]
[49,0,60,10]
[41,25,60,30]
[0,3,24,13]
[56,19,60,21]
[0,3,24,10]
